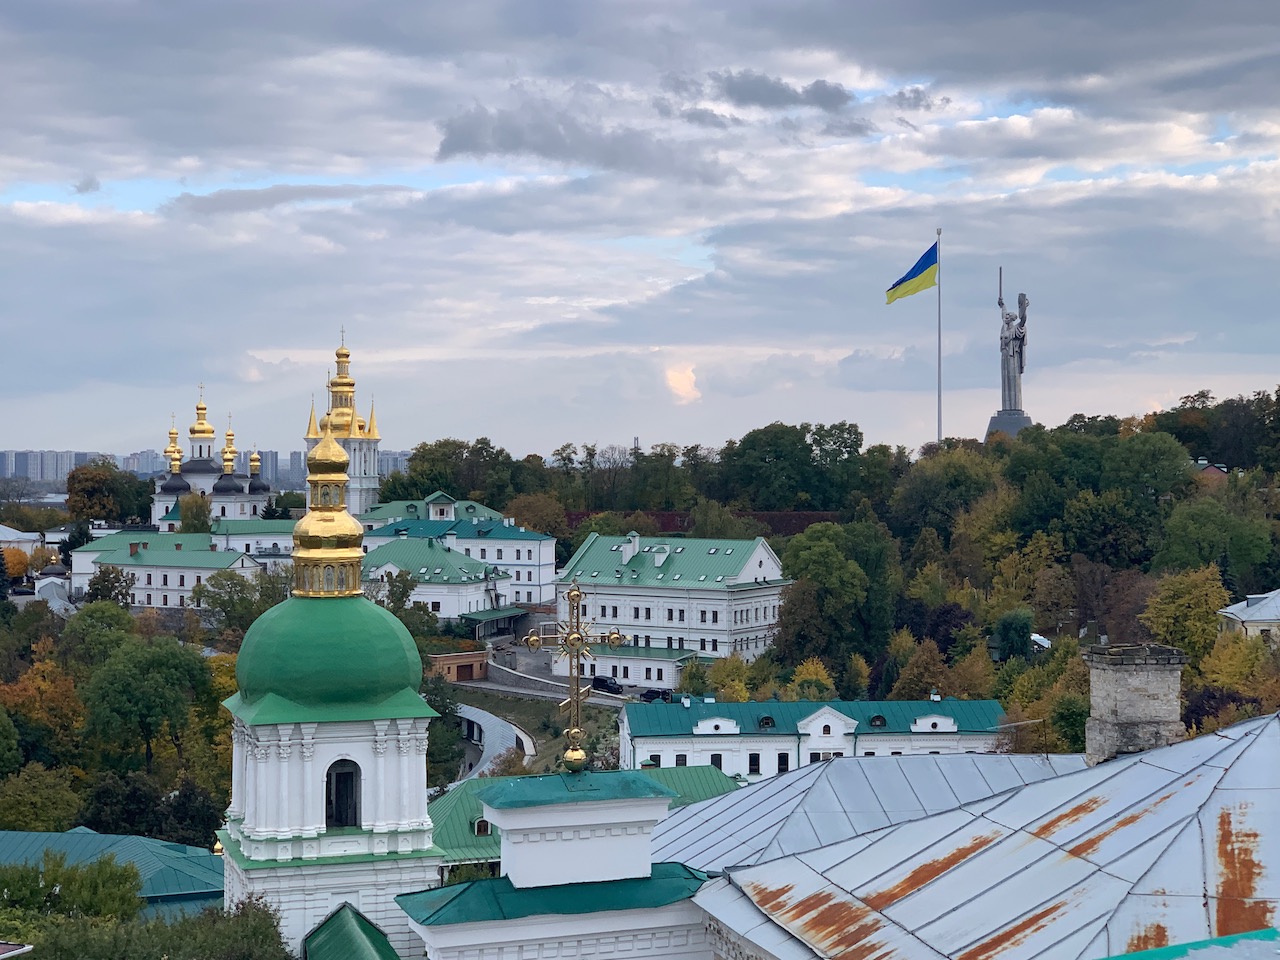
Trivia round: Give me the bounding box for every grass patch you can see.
[451,686,619,773]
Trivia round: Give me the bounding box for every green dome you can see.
[228,596,436,725]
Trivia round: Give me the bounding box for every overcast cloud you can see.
[1,0,1278,461]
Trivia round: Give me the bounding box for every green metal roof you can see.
[622,699,1006,738]
[459,606,524,623]
[0,827,223,917]
[75,532,215,554]
[396,861,708,926]
[477,770,677,810]
[365,518,552,542]
[304,903,399,960]
[227,596,439,726]
[211,518,298,535]
[161,501,182,522]
[94,546,254,570]
[362,539,510,585]
[428,767,739,864]
[561,533,787,590]
[1101,927,1279,960]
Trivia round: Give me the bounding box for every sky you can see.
[2,1,1279,460]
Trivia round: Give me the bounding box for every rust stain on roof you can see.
[745,882,795,913]
[1032,796,1105,839]
[1215,806,1275,935]
[862,832,1002,911]
[1067,791,1175,859]
[744,883,888,960]
[1127,923,1170,953]
[955,901,1066,960]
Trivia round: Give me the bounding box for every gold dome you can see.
[319,343,366,436]
[163,425,180,462]
[221,429,238,473]
[189,400,216,440]
[308,429,349,473]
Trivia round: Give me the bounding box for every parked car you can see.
[591,676,624,694]
[639,688,672,703]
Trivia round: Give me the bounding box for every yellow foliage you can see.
[886,628,917,669]
[1199,630,1269,690]
[949,645,995,700]
[2,547,28,581]
[791,657,835,690]
[718,680,749,703]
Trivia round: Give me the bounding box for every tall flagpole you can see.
[936,227,942,444]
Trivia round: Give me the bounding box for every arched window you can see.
[337,566,348,591]
[320,485,332,506]
[220,506,226,517]
[822,724,832,736]
[326,759,361,828]
[324,565,335,591]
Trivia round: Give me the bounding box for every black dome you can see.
[160,473,192,494]
[213,473,245,494]
[248,475,271,494]
[182,457,221,476]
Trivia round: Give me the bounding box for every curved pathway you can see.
[454,703,535,782]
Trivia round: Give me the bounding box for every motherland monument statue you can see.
[986,268,1033,439]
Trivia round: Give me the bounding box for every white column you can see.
[242,729,258,834]
[275,724,294,840]
[227,723,245,820]
[372,720,389,832]
[253,741,271,839]
[396,719,413,830]
[301,725,318,837]
[414,721,431,830]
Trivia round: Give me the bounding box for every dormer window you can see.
[473,818,491,837]
[870,715,887,727]
[759,715,775,729]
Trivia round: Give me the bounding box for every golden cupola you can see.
[292,423,364,598]
[319,344,366,437]
[163,423,181,464]
[189,399,216,441]
[221,429,238,473]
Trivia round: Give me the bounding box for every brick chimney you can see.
[129,542,140,556]
[1083,643,1188,765]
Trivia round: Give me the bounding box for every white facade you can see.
[70,534,258,608]
[619,703,1002,782]
[550,647,694,690]
[558,535,786,664]
[224,716,440,957]
[364,558,510,620]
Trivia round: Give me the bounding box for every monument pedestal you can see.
[987,409,1032,439]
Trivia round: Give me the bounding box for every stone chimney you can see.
[1083,643,1188,765]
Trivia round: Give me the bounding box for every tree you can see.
[480,746,529,777]
[85,638,212,773]
[949,645,996,700]
[3,547,30,582]
[0,646,86,766]
[1050,693,1090,752]
[844,653,871,700]
[1100,432,1192,506]
[788,657,836,700]
[676,661,710,695]
[0,709,18,777]
[720,422,818,510]
[0,762,81,831]
[1198,630,1271,691]
[59,600,136,675]
[85,565,137,607]
[0,849,142,920]
[505,492,569,539]
[889,640,949,700]
[66,458,151,523]
[687,498,768,539]
[707,654,749,700]
[58,520,92,567]
[178,493,212,534]
[1138,565,1230,667]
[1150,497,1271,583]
[259,497,290,520]
[992,607,1035,661]
[1061,489,1153,569]
[889,447,999,547]
[191,570,258,633]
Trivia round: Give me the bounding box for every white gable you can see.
[910,713,959,733]
[693,716,741,736]
[797,706,857,737]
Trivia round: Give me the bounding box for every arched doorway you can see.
[325,759,361,828]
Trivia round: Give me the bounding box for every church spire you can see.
[291,422,364,598]
[366,400,380,441]
[305,399,321,440]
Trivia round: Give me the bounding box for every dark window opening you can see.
[325,759,361,829]
[710,753,722,769]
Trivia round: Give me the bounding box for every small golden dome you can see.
[189,400,216,439]
[308,430,349,473]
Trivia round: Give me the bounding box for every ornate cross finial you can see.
[524,582,624,772]
[340,325,345,346]
[198,382,205,400]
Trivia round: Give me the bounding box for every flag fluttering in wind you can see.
[886,242,939,304]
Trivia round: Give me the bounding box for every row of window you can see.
[461,547,539,561]
[645,748,956,774]
[145,573,201,587]
[587,604,779,625]
[593,664,665,682]
[131,593,200,608]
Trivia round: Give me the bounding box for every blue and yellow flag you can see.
[886,242,938,304]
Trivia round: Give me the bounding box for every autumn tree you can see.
[480,746,529,777]
[66,458,151,522]
[0,643,86,766]
[844,653,871,700]
[788,657,836,700]
[949,645,996,700]
[707,654,749,701]
[1138,564,1231,667]
[2,547,28,582]
[889,640,949,700]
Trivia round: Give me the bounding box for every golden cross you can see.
[524,581,624,772]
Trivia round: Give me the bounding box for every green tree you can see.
[0,849,142,920]
[0,762,81,830]
[190,570,258,633]
[1138,565,1231,667]
[1150,497,1271,582]
[85,638,212,773]
[58,520,93,567]
[992,607,1035,661]
[1060,489,1153,568]
[505,492,570,539]
[1099,431,1192,506]
[59,601,136,675]
[1050,693,1091,753]
[720,423,818,510]
[85,565,137,608]
[676,661,710,696]
[889,447,999,547]
[686,498,768,539]
[0,709,18,777]
[178,493,212,534]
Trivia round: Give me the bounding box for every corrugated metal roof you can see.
[74,532,215,554]
[365,519,552,542]
[1218,589,1280,624]
[0,828,224,906]
[1102,927,1280,960]
[695,713,1280,960]
[624,699,1005,738]
[653,754,1086,873]
[561,533,785,589]
[96,546,252,569]
[211,519,298,535]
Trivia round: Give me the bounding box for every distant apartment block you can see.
[0,449,111,481]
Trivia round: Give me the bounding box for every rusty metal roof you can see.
[652,753,1086,873]
[695,713,1280,960]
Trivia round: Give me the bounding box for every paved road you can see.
[456,678,626,711]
